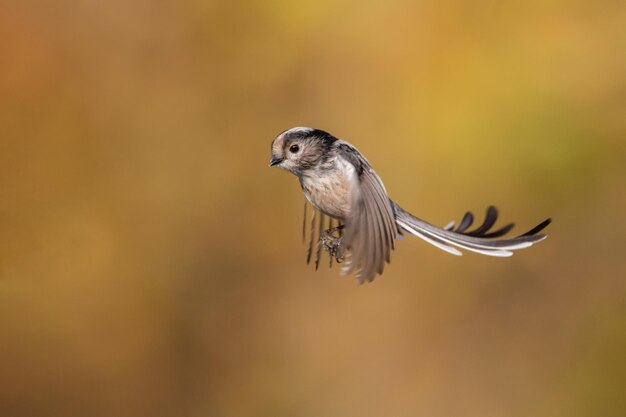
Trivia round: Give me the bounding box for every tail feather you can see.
[392,201,550,257]
[396,218,463,256]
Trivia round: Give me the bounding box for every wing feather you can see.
[337,144,396,283]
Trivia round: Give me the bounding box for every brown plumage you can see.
[269,127,551,284]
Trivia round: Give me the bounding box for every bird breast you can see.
[300,160,354,219]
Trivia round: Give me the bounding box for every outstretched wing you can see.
[336,142,397,283]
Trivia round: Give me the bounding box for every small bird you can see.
[269,127,551,283]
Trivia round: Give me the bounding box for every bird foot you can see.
[320,225,345,263]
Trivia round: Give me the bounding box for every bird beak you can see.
[269,155,283,167]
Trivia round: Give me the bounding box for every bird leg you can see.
[320,225,345,263]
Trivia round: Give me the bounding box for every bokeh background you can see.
[1,1,625,416]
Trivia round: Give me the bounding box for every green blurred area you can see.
[1,1,625,416]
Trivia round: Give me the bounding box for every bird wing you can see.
[302,200,332,270]
[336,143,397,283]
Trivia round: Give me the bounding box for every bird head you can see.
[269,127,337,175]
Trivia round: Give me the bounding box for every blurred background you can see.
[0,1,625,416]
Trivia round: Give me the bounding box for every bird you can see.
[269,127,551,284]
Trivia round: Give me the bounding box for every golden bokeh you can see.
[0,1,624,416]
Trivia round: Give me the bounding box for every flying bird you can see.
[269,127,551,283]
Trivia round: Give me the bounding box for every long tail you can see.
[391,202,551,257]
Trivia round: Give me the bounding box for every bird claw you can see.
[319,225,345,263]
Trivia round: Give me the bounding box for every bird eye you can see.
[289,144,300,153]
